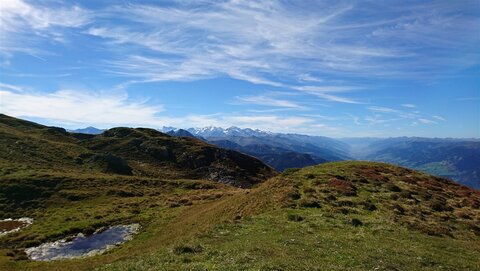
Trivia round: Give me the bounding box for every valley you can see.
[1,115,479,270]
[159,127,480,189]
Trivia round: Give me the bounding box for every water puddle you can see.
[25,224,140,261]
[0,218,33,236]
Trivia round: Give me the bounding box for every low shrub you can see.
[287,213,304,222]
[282,168,301,176]
[386,183,401,192]
[173,244,203,255]
[351,218,363,227]
[363,201,377,211]
[298,198,321,208]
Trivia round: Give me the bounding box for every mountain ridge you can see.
[24,122,480,188]
[0,114,276,188]
[1,115,480,270]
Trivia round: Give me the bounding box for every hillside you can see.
[356,138,480,189]
[1,160,479,270]
[1,115,479,271]
[88,162,480,270]
[0,114,276,188]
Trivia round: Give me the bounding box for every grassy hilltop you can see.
[0,114,479,271]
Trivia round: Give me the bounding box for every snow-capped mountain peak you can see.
[159,126,273,138]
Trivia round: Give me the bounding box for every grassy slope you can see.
[364,139,480,189]
[0,114,276,188]
[1,162,479,271]
[1,115,479,270]
[91,162,480,271]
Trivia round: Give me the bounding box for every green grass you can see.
[1,113,479,271]
[1,161,479,271]
[96,208,480,271]
[0,174,239,270]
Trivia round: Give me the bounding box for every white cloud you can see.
[162,114,320,134]
[2,1,476,107]
[82,1,478,89]
[367,106,399,113]
[346,113,362,126]
[418,118,437,124]
[0,88,164,127]
[298,74,324,83]
[0,0,91,55]
[227,115,311,128]
[364,115,399,126]
[401,103,416,108]
[293,85,360,93]
[0,82,25,92]
[234,95,305,109]
[0,0,90,30]
[0,86,343,135]
[432,115,446,121]
[311,93,361,104]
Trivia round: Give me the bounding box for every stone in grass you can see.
[351,218,363,227]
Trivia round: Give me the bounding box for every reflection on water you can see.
[26,224,140,261]
[0,218,33,236]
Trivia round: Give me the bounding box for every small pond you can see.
[0,218,33,236]
[26,224,140,261]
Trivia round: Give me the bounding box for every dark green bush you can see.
[351,218,363,227]
[287,213,304,222]
[173,244,203,255]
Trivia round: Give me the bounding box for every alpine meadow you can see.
[0,1,479,271]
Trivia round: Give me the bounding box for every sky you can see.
[0,0,479,138]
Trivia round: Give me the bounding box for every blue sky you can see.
[0,0,479,137]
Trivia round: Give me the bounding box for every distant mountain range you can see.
[1,116,275,188]
[160,126,350,171]
[70,125,480,188]
[69,127,104,134]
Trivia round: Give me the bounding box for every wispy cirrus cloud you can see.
[0,1,477,137]
[0,82,26,92]
[234,95,306,109]
[0,0,91,56]
[2,0,478,106]
[432,115,446,121]
[81,1,479,102]
[364,115,399,126]
[418,118,437,124]
[359,104,445,127]
[367,106,400,114]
